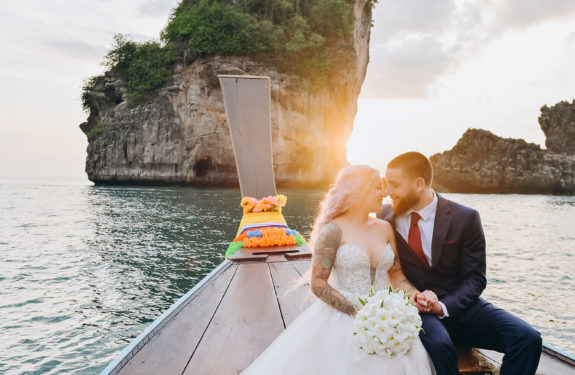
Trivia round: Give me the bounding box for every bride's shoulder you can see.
[368,217,394,236]
[315,221,343,245]
[321,221,342,233]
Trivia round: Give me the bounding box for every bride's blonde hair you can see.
[309,165,381,247]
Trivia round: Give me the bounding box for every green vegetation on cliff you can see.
[82,0,375,115]
[103,35,178,104]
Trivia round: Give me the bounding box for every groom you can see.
[377,152,542,375]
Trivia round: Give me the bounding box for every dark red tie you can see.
[408,212,428,266]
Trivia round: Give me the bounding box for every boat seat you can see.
[457,347,498,374]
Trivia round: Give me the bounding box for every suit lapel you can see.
[431,194,452,267]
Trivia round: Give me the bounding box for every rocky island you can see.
[430,100,575,194]
[80,0,375,187]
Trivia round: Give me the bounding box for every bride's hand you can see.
[415,290,438,313]
[417,290,438,304]
[409,291,430,313]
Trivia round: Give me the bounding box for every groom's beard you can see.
[391,191,419,215]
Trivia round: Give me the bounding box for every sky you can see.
[1,0,574,182]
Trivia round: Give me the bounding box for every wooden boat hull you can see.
[101,255,575,375]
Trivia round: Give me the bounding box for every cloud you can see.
[48,39,107,60]
[372,0,457,42]
[362,0,575,99]
[492,0,575,31]
[139,0,179,18]
[364,0,484,98]
[364,35,457,98]
[567,30,575,49]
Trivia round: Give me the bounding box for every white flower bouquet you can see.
[353,286,422,359]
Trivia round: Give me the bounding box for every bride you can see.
[241,165,437,374]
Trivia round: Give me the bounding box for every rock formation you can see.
[430,123,575,195]
[79,0,374,187]
[538,100,575,155]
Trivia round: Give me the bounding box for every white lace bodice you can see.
[331,243,395,306]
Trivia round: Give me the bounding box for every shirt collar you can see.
[404,190,437,222]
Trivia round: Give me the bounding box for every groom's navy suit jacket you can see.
[378,194,488,318]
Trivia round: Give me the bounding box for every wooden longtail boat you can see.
[100,76,575,375]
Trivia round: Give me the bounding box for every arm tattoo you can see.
[399,278,421,306]
[310,223,357,316]
[399,278,417,295]
[389,247,417,294]
[386,236,419,301]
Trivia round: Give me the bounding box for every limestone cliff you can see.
[538,100,575,155]
[430,126,575,195]
[79,0,373,187]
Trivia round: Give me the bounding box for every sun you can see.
[346,98,409,171]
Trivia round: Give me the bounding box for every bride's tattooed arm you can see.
[390,253,441,313]
[388,254,418,298]
[382,222,421,304]
[310,222,357,317]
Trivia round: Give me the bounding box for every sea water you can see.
[0,182,573,374]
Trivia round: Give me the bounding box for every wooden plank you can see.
[227,244,311,262]
[290,259,311,276]
[284,252,312,260]
[457,348,495,374]
[117,263,238,375]
[478,348,575,375]
[227,245,297,262]
[536,352,575,374]
[226,250,268,262]
[266,254,290,263]
[252,244,308,256]
[183,262,284,374]
[542,343,575,367]
[219,75,276,199]
[284,244,312,259]
[269,262,315,327]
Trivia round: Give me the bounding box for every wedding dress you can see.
[241,243,436,374]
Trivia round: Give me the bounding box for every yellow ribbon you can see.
[236,210,288,237]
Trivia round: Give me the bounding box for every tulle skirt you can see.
[241,299,436,374]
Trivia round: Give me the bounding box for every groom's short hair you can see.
[388,152,433,187]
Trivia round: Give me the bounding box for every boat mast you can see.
[218,75,276,199]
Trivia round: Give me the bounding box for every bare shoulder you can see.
[368,217,393,234]
[368,217,394,242]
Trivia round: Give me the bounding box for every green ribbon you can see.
[225,241,244,257]
[295,233,307,245]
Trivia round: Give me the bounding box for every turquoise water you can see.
[0,182,573,374]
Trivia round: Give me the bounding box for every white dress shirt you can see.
[395,191,450,318]
[395,191,437,267]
